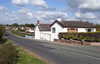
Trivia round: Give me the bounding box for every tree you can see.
[29,24,35,27]
[0,25,5,41]
[96,24,100,31]
[25,24,30,27]
[25,24,35,27]
[12,23,18,27]
[0,44,18,64]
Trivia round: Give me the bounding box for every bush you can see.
[0,37,8,44]
[96,38,100,42]
[0,44,18,64]
[58,32,100,42]
[78,35,84,41]
[0,25,5,41]
[12,30,34,37]
[17,28,25,32]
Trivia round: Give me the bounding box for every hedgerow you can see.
[58,32,100,42]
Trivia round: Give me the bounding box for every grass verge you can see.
[16,48,46,64]
[5,40,53,64]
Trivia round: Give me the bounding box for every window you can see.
[86,28,92,32]
[76,28,78,32]
[68,28,78,32]
[52,28,56,33]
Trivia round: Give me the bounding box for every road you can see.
[6,31,100,64]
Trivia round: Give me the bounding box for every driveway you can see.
[6,31,100,64]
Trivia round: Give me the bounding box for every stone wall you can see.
[54,39,91,45]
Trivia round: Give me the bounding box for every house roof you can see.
[50,20,96,28]
[39,24,51,31]
[26,27,35,30]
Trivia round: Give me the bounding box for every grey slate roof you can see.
[39,24,51,31]
[38,20,96,31]
[60,21,96,28]
[50,20,96,28]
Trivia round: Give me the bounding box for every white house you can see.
[35,17,96,41]
[35,19,51,40]
[25,27,34,33]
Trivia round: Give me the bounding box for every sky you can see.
[0,0,100,24]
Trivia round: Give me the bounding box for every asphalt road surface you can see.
[6,31,100,64]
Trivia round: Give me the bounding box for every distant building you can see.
[25,27,34,33]
[12,27,18,31]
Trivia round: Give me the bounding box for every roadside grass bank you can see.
[4,40,52,64]
[16,48,46,64]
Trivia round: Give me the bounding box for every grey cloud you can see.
[40,7,56,11]
[67,0,84,12]
[12,0,56,12]
[37,11,68,23]
[67,0,100,12]
[0,8,35,24]
[67,0,100,24]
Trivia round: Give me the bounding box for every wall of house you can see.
[91,28,96,32]
[35,25,40,39]
[40,31,51,41]
[51,22,67,41]
[78,28,87,32]
[78,28,96,32]
[35,25,51,40]
[94,28,96,32]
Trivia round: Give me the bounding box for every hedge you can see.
[0,43,18,64]
[11,31,34,37]
[58,32,100,42]
[0,25,5,43]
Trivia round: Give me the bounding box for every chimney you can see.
[37,20,40,25]
[57,17,61,22]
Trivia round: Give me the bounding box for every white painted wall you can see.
[41,31,51,34]
[78,28,87,32]
[51,23,67,41]
[27,29,34,32]
[35,25,40,39]
[40,31,51,41]
[78,28,96,32]
[94,28,96,32]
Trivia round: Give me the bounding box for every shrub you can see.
[17,28,25,32]
[96,38,100,42]
[0,44,18,64]
[83,36,94,42]
[0,25,5,43]
[58,32,100,42]
[78,35,84,41]
[0,25,5,40]
[72,34,78,40]
[0,37,8,44]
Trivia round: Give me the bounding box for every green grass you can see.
[4,41,47,64]
[17,49,46,64]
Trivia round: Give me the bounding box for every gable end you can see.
[50,20,64,27]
